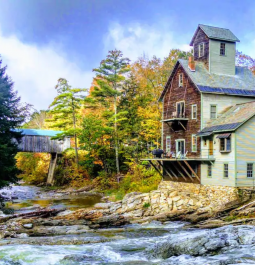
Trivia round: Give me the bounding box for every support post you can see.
[183,160,200,181]
[149,160,163,177]
[157,161,175,180]
[47,153,58,185]
[177,161,194,181]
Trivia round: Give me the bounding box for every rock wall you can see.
[95,181,255,221]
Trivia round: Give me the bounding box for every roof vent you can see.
[188,57,196,72]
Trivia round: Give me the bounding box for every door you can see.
[176,140,185,155]
[209,140,213,156]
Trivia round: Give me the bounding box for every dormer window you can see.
[220,43,226,56]
[179,74,183,87]
[198,43,204,57]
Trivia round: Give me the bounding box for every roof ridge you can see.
[199,24,231,31]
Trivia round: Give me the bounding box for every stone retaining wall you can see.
[97,181,255,219]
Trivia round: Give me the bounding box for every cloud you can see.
[104,22,191,61]
[0,29,94,111]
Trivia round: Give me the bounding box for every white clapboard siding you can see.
[202,94,255,128]
[201,133,236,186]
[236,116,255,187]
[209,39,236,75]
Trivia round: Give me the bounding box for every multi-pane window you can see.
[199,43,204,57]
[176,101,185,118]
[220,43,226,56]
[210,105,217,119]
[208,164,212,178]
[179,74,183,87]
[166,136,171,153]
[224,164,229,178]
[220,137,231,152]
[247,163,253,178]
[191,135,197,152]
[192,104,197,119]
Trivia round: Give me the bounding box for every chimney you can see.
[188,56,195,72]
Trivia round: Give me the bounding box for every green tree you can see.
[0,59,29,188]
[92,49,130,174]
[23,110,50,129]
[47,78,86,168]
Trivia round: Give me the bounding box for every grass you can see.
[143,202,151,208]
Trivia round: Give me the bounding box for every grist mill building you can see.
[145,24,255,187]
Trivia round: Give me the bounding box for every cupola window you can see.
[220,43,226,56]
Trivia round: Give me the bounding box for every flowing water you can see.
[1,186,255,264]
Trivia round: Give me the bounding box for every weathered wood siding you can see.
[17,135,70,153]
[163,65,201,157]
[193,28,209,70]
[202,94,255,128]
[201,133,236,187]
[209,39,236,75]
[236,116,255,187]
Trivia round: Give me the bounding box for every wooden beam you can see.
[164,163,179,180]
[149,160,163,177]
[177,161,194,181]
[183,160,200,181]
[172,162,188,181]
[178,121,186,130]
[157,161,176,180]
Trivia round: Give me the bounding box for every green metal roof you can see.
[190,24,240,45]
[14,129,64,137]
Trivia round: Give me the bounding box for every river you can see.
[1,185,255,264]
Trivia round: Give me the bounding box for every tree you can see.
[0,59,29,188]
[236,51,255,75]
[23,110,50,129]
[47,78,86,168]
[92,49,130,174]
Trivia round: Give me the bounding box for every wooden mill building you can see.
[145,24,255,187]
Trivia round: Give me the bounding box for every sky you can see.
[0,0,255,110]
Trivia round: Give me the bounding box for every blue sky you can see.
[0,0,254,110]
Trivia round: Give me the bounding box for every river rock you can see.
[94,203,112,209]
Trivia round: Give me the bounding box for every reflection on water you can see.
[6,196,102,211]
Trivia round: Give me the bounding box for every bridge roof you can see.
[14,129,64,137]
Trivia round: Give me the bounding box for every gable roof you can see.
[197,101,255,136]
[190,24,240,45]
[159,59,255,101]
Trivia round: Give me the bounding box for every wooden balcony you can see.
[162,112,188,130]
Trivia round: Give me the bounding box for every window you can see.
[192,104,197,119]
[198,43,204,57]
[224,164,229,178]
[220,137,231,152]
[166,136,171,153]
[210,105,217,119]
[176,139,185,155]
[179,74,183,87]
[176,101,185,118]
[247,163,253,178]
[191,135,197,152]
[208,164,212,178]
[220,43,226,56]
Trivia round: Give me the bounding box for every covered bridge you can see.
[14,129,71,185]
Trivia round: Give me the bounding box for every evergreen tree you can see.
[92,49,130,174]
[0,59,28,188]
[47,78,86,168]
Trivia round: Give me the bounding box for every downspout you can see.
[234,132,237,187]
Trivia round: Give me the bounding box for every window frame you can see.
[191,134,197,153]
[175,139,185,155]
[198,42,204,57]
[208,164,212,178]
[223,163,229,178]
[219,137,231,153]
[210,104,217,119]
[176,101,185,118]
[220,42,226,56]
[166,136,171,154]
[191,104,197,119]
[247,163,253,178]
[179,73,183,87]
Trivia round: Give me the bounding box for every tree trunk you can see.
[72,98,79,169]
[114,95,120,174]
